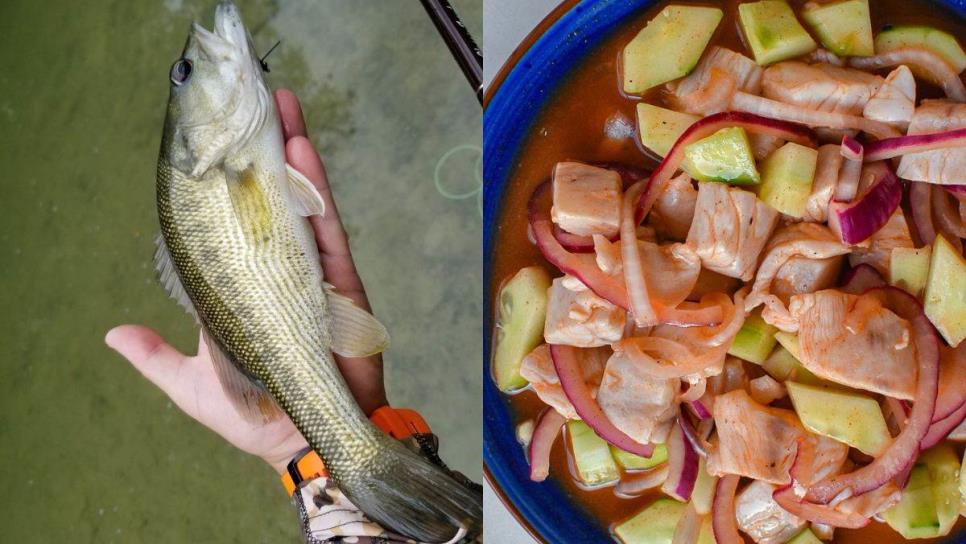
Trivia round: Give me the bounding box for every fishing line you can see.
[433,144,483,218]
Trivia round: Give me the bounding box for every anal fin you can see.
[202,329,285,424]
[325,283,390,357]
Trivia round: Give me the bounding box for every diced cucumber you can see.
[960,449,966,514]
[567,420,619,486]
[921,444,961,536]
[787,528,823,544]
[758,142,818,218]
[876,25,966,73]
[622,5,724,94]
[786,381,891,456]
[801,0,874,56]
[697,517,716,544]
[492,267,551,391]
[684,127,760,185]
[924,234,966,346]
[774,330,801,359]
[890,246,932,298]
[610,443,668,471]
[884,464,942,539]
[613,498,685,544]
[763,345,799,380]
[738,0,818,66]
[727,310,778,364]
[691,457,718,515]
[637,103,699,158]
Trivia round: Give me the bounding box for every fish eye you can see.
[170,58,192,86]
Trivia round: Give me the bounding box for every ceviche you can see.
[490,1,966,542]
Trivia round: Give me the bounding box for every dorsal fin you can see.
[202,329,285,424]
[154,233,199,322]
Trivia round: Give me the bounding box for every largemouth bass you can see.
[155,4,481,541]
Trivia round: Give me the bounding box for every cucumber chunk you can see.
[567,420,619,487]
[960,449,966,514]
[727,310,778,364]
[683,127,760,185]
[610,443,668,471]
[876,25,966,73]
[921,444,961,536]
[787,529,823,544]
[622,5,724,94]
[758,142,818,218]
[492,267,551,391]
[774,330,801,359]
[691,457,717,515]
[697,517,716,544]
[801,0,874,56]
[884,464,942,538]
[763,344,800,380]
[786,381,891,456]
[890,246,931,298]
[924,234,966,347]
[739,0,817,66]
[769,333,824,385]
[614,498,685,544]
[637,103,699,158]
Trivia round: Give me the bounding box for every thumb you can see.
[105,325,189,396]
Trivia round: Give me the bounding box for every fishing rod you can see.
[419,0,483,105]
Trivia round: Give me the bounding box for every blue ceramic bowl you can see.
[482,0,966,542]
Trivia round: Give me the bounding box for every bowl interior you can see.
[482,1,966,542]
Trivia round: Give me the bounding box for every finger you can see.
[285,136,371,310]
[274,89,307,140]
[105,325,197,406]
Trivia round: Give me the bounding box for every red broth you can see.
[490,0,966,541]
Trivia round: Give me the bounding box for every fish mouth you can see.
[190,1,252,60]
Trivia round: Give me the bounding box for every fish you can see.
[154,3,481,542]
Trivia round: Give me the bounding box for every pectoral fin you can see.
[202,329,285,424]
[325,283,390,357]
[285,163,326,217]
[155,234,199,322]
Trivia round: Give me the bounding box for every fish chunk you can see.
[772,255,844,304]
[544,276,625,347]
[649,173,697,241]
[863,65,916,131]
[597,350,678,444]
[897,100,966,185]
[848,209,914,276]
[593,237,701,309]
[804,144,843,223]
[668,47,763,115]
[762,61,883,115]
[519,344,607,419]
[789,289,918,399]
[735,480,807,544]
[686,181,780,281]
[551,162,622,237]
[709,390,847,485]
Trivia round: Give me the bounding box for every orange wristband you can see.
[281,406,432,496]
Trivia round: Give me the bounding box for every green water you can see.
[0,1,481,541]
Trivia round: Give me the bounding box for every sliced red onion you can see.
[614,464,669,498]
[851,48,966,102]
[947,185,966,196]
[662,419,700,501]
[921,400,966,450]
[731,91,899,140]
[679,412,712,458]
[865,127,966,162]
[672,502,702,544]
[835,136,864,202]
[910,182,937,245]
[934,344,966,423]
[687,398,713,421]
[549,344,654,457]
[841,264,886,295]
[528,408,566,482]
[829,162,902,245]
[805,287,940,504]
[711,475,743,544]
[883,397,911,437]
[680,376,708,403]
[932,184,966,239]
[622,180,659,326]
[635,111,818,223]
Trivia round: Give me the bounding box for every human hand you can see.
[106,89,388,474]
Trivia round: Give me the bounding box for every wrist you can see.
[264,428,310,475]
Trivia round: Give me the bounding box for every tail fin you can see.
[340,442,482,543]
